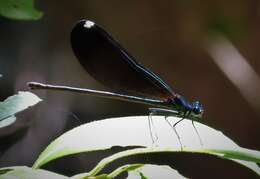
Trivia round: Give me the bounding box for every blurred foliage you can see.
[206,9,247,40]
[0,166,68,179]
[0,92,42,128]
[0,0,42,20]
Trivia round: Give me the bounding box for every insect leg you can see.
[148,109,159,144]
[192,120,203,147]
[149,108,184,150]
[164,116,183,150]
[172,111,187,127]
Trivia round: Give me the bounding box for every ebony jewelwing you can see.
[28,20,204,147]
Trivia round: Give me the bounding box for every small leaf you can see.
[0,166,68,178]
[128,165,185,179]
[0,0,42,20]
[108,164,144,178]
[138,172,148,179]
[0,91,42,127]
[71,164,144,179]
[0,168,13,175]
[72,173,111,179]
[0,115,16,128]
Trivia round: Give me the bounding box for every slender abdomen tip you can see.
[27,82,44,90]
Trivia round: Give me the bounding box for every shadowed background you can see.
[0,0,259,178]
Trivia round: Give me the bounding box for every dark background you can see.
[0,0,259,178]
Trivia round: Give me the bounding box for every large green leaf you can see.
[0,91,42,127]
[0,0,42,20]
[32,116,260,175]
[0,166,68,179]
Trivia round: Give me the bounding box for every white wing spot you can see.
[84,21,95,28]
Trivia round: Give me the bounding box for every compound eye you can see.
[193,107,201,114]
[192,101,203,115]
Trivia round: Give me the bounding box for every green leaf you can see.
[204,148,260,164]
[72,173,111,179]
[138,171,148,179]
[32,116,260,175]
[0,166,69,179]
[108,163,184,179]
[87,148,259,177]
[0,91,42,127]
[128,165,185,179]
[0,0,42,20]
[71,164,144,179]
[0,115,16,128]
[0,168,13,175]
[108,164,144,178]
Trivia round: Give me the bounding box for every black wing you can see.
[70,20,175,99]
